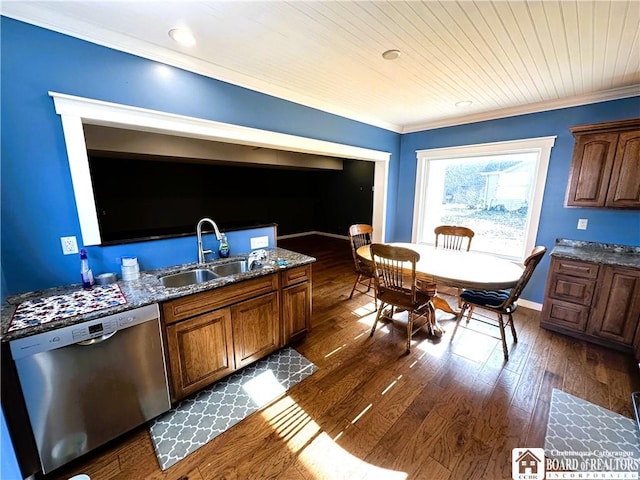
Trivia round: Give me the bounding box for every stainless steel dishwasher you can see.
[10,303,171,474]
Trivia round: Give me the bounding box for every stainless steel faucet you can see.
[247,249,267,270]
[196,218,223,264]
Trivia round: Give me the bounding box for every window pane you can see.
[419,152,538,259]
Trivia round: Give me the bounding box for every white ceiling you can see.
[3,0,639,133]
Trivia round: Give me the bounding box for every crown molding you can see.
[1,5,401,133]
[402,85,640,133]
[3,5,638,135]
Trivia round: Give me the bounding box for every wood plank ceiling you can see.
[3,1,639,132]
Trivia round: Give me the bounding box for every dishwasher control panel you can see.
[10,303,160,360]
[71,319,118,342]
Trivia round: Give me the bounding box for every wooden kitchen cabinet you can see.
[541,256,640,354]
[588,265,640,346]
[162,264,313,403]
[281,265,312,344]
[162,274,280,402]
[165,308,235,402]
[540,258,598,333]
[231,292,280,369]
[565,118,640,209]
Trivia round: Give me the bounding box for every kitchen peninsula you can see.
[1,246,315,474]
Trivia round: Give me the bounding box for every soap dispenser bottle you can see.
[219,234,230,258]
[80,248,95,289]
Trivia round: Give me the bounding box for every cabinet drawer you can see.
[551,258,599,279]
[163,274,279,324]
[281,265,311,287]
[547,273,596,306]
[541,299,590,332]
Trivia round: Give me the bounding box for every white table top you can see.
[357,243,524,290]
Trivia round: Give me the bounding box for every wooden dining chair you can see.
[449,246,547,360]
[434,225,475,306]
[369,243,435,354]
[434,225,475,251]
[348,224,376,305]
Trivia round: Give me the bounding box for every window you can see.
[413,137,555,261]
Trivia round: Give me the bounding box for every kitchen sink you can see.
[158,260,252,288]
[209,260,249,277]
[159,268,219,288]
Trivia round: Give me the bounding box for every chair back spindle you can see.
[434,225,475,251]
[498,245,547,310]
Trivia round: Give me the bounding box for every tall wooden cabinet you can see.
[541,256,640,355]
[565,118,640,209]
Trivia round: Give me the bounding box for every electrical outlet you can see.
[577,219,588,230]
[60,236,79,255]
[250,236,269,249]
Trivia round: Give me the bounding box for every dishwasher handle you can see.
[76,330,118,346]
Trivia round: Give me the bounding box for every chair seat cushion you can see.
[460,289,510,307]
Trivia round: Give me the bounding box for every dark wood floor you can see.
[50,235,640,480]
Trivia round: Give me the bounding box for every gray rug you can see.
[545,389,640,470]
[149,347,317,470]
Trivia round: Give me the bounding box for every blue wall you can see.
[1,16,638,303]
[399,99,640,303]
[0,17,399,295]
[1,15,639,477]
[0,408,22,480]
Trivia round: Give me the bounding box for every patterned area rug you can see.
[149,347,317,470]
[545,389,640,468]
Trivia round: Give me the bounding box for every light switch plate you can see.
[577,218,588,230]
[250,236,269,249]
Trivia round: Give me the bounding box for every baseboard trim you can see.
[519,299,542,311]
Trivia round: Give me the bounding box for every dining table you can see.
[356,242,525,334]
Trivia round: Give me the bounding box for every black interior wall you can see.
[89,155,374,243]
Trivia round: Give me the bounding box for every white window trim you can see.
[413,136,556,261]
[50,91,390,245]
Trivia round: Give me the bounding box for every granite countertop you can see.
[550,239,640,269]
[1,247,315,342]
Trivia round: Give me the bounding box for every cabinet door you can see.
[565,132,618,207]
[588,266,640,346]
[166,308,234,402]
[605,130,640,208]
[232,292,280,369]
[282,282,312,344]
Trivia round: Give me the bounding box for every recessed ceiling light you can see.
[455,100,473,108]
[168,28,196,47]
[382,49,401,60]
